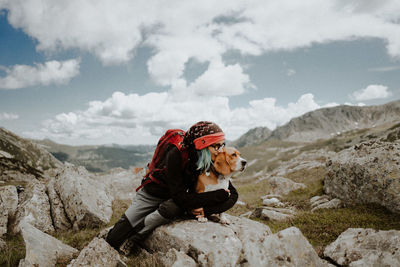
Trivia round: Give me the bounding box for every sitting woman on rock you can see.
[106,121,238,255]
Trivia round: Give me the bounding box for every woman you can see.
[106,121,238,254]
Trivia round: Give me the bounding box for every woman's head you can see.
[183,121,225,150]
[184,121,225,172]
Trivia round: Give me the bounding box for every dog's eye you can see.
[232,153,237,157]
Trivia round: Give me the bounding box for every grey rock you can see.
[310,195,329,204]
[262,197,282,206]
[260,208,295,221]
[13,180,55,234]
[46,179,72,231]
[93,167,143,201]
[145,215,322,266]
[67,237,126,267]
[0,185,18,236]
[155,248,197,267]
[0,237,7,251]
[324,141,400,213]
[54,166,113,229]
[18,219,78,267]
[324,228,400,267]
[311,198,342,212]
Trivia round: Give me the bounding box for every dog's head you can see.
[213,147,247,176]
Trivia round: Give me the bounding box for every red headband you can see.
[193,132,225,150]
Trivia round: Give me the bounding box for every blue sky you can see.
[1,1,400,145]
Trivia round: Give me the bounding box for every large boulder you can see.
[18,219,78,267]
[46,179,72,231]
[145,215,324,266]
[324,228,400,267]
[0,185,18,236]
[54,166,113,229]
[13,180,55,234]
[67,237,126,267]
[324,141,400,213]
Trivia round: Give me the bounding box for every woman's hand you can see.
[225,189,230,197]
[192,207,205,218]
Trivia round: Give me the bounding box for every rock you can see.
[310,195,329,204]
[261,194,283,200]
[324,228,400,267]
[18,219,78,267]
[0,238,7,251]
[239,211,252,218]
[67,237,126,267]
[13,180,55,234]
[236,200,246,206]
[262,197,281,206]
[265,176,306,196]
[93,168,143,201]
[55,166,113,229]
[324,141,400,213]
[155,248,197,267]
[260,208,294,221]
[311,198,329,208]
[0,185,18,236]
[46,179,72,231]
[146,215,321,266]
[311,198,342,212]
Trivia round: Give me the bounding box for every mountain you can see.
[34,139,154,172]
[230,127,272,148]
[234,99,400,146]
[0,127,62,180]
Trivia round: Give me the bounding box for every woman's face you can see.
[208,140,225,160]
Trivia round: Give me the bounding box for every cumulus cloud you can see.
[24,90,338,145]
[0,59,80,89]
[351,84,392,101]
[2,0,400,90]
[0,112,19,120]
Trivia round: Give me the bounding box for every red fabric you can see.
[193,132,225,150]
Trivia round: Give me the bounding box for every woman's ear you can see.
[214,152,231,175]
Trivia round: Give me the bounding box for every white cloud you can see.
[2,0,400,91]
[351,84,392,101]
[0,59,80,89]
[24,90,338,145]
[286,69,296,76]
[0,112,19,120]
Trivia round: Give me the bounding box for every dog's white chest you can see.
[204,176,230,192]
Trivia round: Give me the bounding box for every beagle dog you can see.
[196,147,247,223]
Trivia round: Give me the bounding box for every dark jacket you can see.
[143,145,238,215]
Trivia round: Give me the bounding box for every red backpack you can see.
[136,129,189,192]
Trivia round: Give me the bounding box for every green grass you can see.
[0,234,25,267]
[265,204,400,256]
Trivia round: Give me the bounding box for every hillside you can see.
[34,139,154,172]
[234,99,400,146]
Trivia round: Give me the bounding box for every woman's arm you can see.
[203,181,238,216]
[166,147,230,211]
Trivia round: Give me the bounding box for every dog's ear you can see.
[214,152,231,175]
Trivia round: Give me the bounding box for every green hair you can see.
[196,148,212,172]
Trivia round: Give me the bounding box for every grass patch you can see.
[264,204,400,255]
[0,234,25,267]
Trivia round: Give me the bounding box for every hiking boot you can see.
[119,237,143,256]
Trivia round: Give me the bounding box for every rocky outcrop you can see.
[0,185,18,236]
[67,237,126,267]
[13,180,54,234]
[54,166,113,229]
[18,219,78,267]
[46,179,72,231]
[324,141,400,213]
[324,228,400,266]
[145,215,324,266]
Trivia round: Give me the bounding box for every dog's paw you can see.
[197,216,208,223]
[208,213,230,225]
